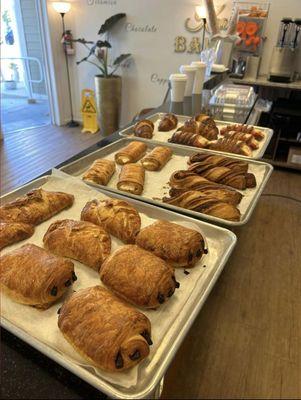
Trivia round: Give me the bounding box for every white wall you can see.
[46,0,301,127]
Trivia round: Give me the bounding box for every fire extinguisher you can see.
[62,30,75,55]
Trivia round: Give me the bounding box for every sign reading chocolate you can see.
[125,23,157,33]
[150,74,168,86]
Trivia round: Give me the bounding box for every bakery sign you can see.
[174,3,228,53]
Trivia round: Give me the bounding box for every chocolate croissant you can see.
[117,163,145,195]
[141,146,173,171]
[136,220,205,267]
[100,245,178,308]
[188,153,249,173]
[188,163,256,190]
[0,244,75,308]
[168,131,209,148]
[220,130,259,150]
[169,170,242,205]
[158,113,178,131]
[134,119,154,139]
[43,219,111,270]
[209,138,253,157]
[220,124,265,141]
[0,189,74,226]
[115,141,147,165]
[82,159,115,186]
[58,286,152,372]
[182,119,218,140]
[81,198,141,244]
[0,221,34,250]
[163,191,241,221]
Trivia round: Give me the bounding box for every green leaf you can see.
[98,13,126,35]
[113,53,131,66]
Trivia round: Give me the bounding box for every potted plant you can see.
[74,13,131,135]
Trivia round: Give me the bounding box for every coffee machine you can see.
[268,18,301,82]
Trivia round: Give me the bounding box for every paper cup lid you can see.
[180,65,197,72]
[169,73,187,81]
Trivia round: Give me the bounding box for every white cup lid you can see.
[191,61,206,68]
[180,65,197,72]
[169,73,187,81]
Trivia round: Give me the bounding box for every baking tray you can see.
[1,173,236,399]
[119,112,273,159]
[60,138,273,227]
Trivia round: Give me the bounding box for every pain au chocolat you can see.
[82,159,115,186]
[115,141,147,165]
[141,146,173,171]
[0,221,34,250]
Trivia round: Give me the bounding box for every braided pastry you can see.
[163,191,241,221]
[168,130,209,148]
[188,163,256,190]
[169,170,242,205]
[134,119,154,139]
[209,138,253,157]
[221,131,259,150]
[220,124,265,141]
[158,113,178,131]
[188,153,248,173]
[182,118,218,140]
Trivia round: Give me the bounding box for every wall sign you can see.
[87,0,117,5]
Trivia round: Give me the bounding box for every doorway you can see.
[1,0,51,134]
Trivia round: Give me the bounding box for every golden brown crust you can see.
[115,141,147,165]
[182,119,218,140]
[0,189,74,225]
[81,198,141,244]
[141,146,173,171]
[220,124,265,141]
[58,286,152,372]
[136,220,205,267]
[0,244,75,307]
[209,138,253,157]
[158,113,178,131]
[169,170,242,205]
[188,153,249,173]
[82,159,115,186]
[100,245,178,307]
[43,219,111,270]
[0,221,34,250]
[221,131,259,150]
[117,164,145,195]
[168,131,209,148]
[163,191,241,221]
[134,120,154,139]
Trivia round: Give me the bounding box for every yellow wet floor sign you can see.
[81,89,99,134]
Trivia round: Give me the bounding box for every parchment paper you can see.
[1,170,230,391]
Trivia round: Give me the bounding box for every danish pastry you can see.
[100,245,178,308]
[43,219,111,270]
[0,244,75,308]
[141,146,173,171]
[117,163,145,195]
[0,189,74,226]
[82,159,115,186]
[136,220,205,267]
[158,113,178,131]
[0,221,34,250]
[81,198,141,244]
[58,286,152,372]
[115,141,147,165]
[134,120,154,139]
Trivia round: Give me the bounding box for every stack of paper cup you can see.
[179,65,197,97]
[191,61,206,95]
[169,73,187,102]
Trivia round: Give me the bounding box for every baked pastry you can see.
[220,124,265,141]
[0,244,75,308]
[136,220,205,267]
[43,219,111,270]
[141,146,173,171]
[117,164,145,195]
[209,138,253,157]
[115,141,147,165]
[221,131,259,150]
[100,245,178,308]
[194,114,216,127]
[134,120,154,139]
[163,191,241,221]
[82,159,115,186]
[0,189,74,226]
[168,130,209,148]
[0,221,34,250]
[188,153,249,173]
[182,119,218,140]
[58,286,152,372]
[188,163,256,190]
[158,113,178,131]
[81,198,141,244]
[169,170,242,205]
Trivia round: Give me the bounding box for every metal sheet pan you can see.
[1,174,236,399]
[60,138,273,227]
[119,112,273,159]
